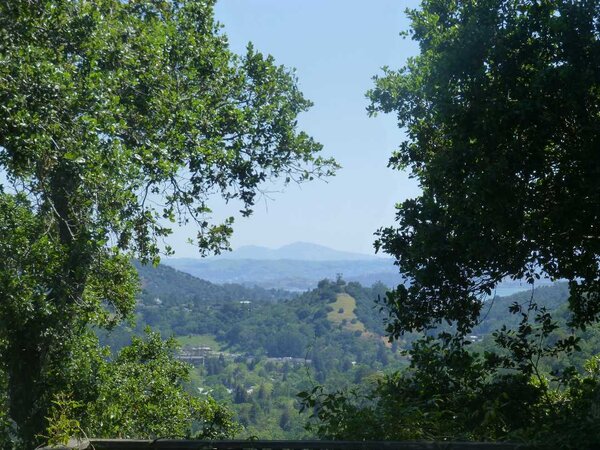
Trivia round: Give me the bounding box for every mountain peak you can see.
[216,242,379,261]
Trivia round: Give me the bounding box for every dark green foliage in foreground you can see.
[85,331,237,440]
[295,280,600,449]
[369,0,600,336]
[301,287,600,448]
[306,1,600,447]
[0,340,10,449]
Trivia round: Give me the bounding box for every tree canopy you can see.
[369,0,600,336]
[0,0,336,446]
[298,1,600,448]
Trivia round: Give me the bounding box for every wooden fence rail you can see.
[50,438,529,450]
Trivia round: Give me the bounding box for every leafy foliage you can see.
[40,330,238,445]
[369,0,600,335]
[336,3,600,445]
[82,330,237,440]
[301,300,600,448]
[0,0,336,446]
[0,340,10,449]
[42,394,85,447]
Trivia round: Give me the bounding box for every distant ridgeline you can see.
[163,242,405,291]
[133,261,294,305]
[163,258,405,291]
[472,282,571,335]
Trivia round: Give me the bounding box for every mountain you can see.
[209,241,382,261]
[163,242,400,290]
[162,242,552,292]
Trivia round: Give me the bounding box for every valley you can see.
[97,261,586,439]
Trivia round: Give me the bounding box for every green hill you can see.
[134,261,294,306]
[102,269,396,368]
[472,282,571,335]
[99,266,592,440]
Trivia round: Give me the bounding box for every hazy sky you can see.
[171,0,421,257]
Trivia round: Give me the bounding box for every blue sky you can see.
[171,0,421,257]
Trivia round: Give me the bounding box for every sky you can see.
[170,0,422,257]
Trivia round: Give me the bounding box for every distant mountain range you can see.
[208,242,382,261]
[163,242,550,293]
[164,242,401,290]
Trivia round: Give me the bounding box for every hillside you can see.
[99,273,404,438]
[472,282,571,335]
[132,264,571,355]
[327,293,365,333]
[163,257,403,291]
[461,282,600,376]
[102,271,395,363]
[134,261,294,305]
[99,269,589,439]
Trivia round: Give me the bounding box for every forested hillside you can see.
[471,283,571,335]
[97,265,583,439]
[134,262,294,306]
[105,265,398,365]
[98,266,410,437]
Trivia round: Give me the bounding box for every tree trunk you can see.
[6,166,92,447]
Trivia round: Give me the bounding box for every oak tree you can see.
[369,0,600,336]
[0,0,336,445]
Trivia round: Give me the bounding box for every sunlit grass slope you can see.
[327,293,366,333]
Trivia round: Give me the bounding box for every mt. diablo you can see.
[211,242,383,261]
[164,242,400,291]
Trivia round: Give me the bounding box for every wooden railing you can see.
[55,439,528,450]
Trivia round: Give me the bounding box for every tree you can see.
[0,341,10,449]
[42,330,238,444]
[0,0,336,445]
[299,302,600,448]
[83,330,237,440]
[368,0,600,336]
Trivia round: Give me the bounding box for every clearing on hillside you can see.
[327,293,366,333]
[177,334,221,351]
